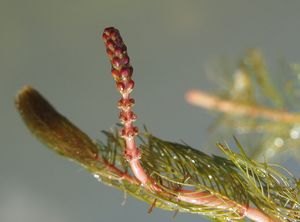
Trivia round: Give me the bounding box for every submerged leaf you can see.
[15,86,98,163]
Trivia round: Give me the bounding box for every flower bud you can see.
[120,67,133,79]
[120,126,139,138]
[106,39,115,51]
[119,110,137,123]
[124,148,141,161]
[118,98,135,110]
[112,57,122,69]
[121,55,130,65]
[103,27,115,34]
[126,80,135,91]
[111,69,121,80]
[114,47,123,57]
[102,33,109,42]
[106,49,114,60]
[116,82,126,92]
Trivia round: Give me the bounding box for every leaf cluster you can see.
[16,86,300,221]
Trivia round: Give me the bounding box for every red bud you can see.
[102,33,109,42]
[116,82,125,92]
[121,126,139,138]
[111,69,120,80]
[119,111,136,123]
[118,98,135,109]
[106,39,116,51]
[126,80,135,91]
[103,27,115,35]
[120,67,133,79]
[106,49,114,60]
[122,55,130,65]
[114,47,123,57]
[112,57,122,69]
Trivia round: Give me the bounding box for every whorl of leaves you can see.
[101,131,300,221]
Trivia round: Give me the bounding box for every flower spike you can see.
[103,27,154,187]
[103,27,164,192]
[102,27,137,139]
[103,27,134,94]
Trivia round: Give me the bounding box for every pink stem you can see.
[246,208,281,222]
[123,119,278,221]
[185,89,300,123]
[122,95,154,185]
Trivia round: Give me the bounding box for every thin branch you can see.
[186,89,300,124]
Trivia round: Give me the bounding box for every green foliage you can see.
[16,86,300,221]
[209,50,300,161]
[15,86,98,163]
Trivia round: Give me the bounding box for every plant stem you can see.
[186,89,300,123]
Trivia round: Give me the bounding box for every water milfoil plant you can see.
[16,27,300,222]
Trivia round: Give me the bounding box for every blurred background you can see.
[2,0,300,221]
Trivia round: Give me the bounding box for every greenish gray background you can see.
[1,1,300,221]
